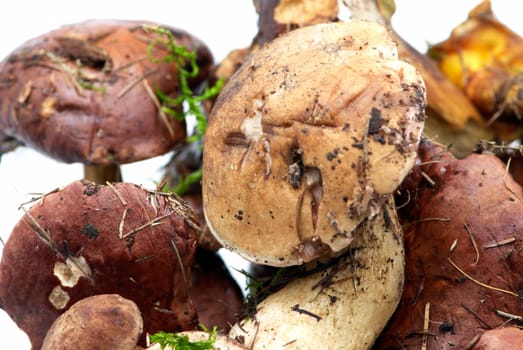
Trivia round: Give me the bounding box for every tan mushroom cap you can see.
[41,294,143,350]
[202,21,426,266]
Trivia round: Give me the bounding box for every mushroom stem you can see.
[83,164,122,184]
[229,197,405,350]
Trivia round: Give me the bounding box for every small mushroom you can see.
[202,20,426,267]
[0,19,213,183]
[41,294,143,350]
[0,180,199,349]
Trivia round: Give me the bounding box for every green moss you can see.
[150,326,218,350]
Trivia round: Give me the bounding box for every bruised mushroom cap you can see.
[41,294,143,350]
[0,180,199,349]
[0,19,213,165]
[202,20,426,267]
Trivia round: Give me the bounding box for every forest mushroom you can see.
[0,19,213,183]
[374,140,523,349]
[201,19,426,350]
[229,197,406,349]
[202,20,426,267]
[0,179,199,349]
[41,294,143,350]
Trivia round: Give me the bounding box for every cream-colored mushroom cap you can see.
[202,20,425,266]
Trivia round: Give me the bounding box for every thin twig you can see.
[496,309,522,321]
[462,303,493,329]
[117,68,157,98]
[421,302,430,350]
[448,257,519,297]
[118,208,128,239]
[121,213,171,239]
[503,158,523,202]
[142,78,175,138]
[483,237,517,249]
[106,181,127,206]
[463,224,480,264]
[171,239,189,298]
[420,171,436,187]
[449,239,458,253]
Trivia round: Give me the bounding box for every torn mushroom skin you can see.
[202,21,426,266]
[0,180,199,349]
[0,20,213,183]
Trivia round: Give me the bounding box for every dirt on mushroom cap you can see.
[202,21,426,267]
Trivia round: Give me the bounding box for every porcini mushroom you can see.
[229,197,405,349]
[41,294,143,350]
[0,179,199,349]
[202,20,426,267]
[374,140,523,349]
[0,19,213,183]
[202,19,426,350]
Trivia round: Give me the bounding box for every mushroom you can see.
[41,294,143,350]
[190,249,245,332]
[471,327,523,350]
[202,20,426,349]
[0,19,213,183]
[374,140,523,349]
[0,179,199,349]
[229,197,405,349]
[202,20,426,267]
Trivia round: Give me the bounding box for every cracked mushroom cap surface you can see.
[0,180,199,349]
[0,19,213,165]
[202,21,426,267]
[41,294,143,350]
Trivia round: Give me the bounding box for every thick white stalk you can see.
[229,197,404,350]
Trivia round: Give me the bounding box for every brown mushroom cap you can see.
[0,19,213,165]
[41,294,143,350]
[0,180,199,349]
[472,327,523,350]
[202,21,426,267]
[375,140,523,349]
[190,249,244,332]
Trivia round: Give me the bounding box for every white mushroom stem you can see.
[229,196,404,350]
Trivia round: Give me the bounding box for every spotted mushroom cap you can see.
[0,180,199,349]
[0,19,213,165]
[202,20,426,267]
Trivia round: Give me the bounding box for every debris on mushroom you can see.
[202,20,426,267]
[374,140,523,349]
[41,294,143,350]
[0,179,200,349]
[0,19,213,183]
[229,197,405,350]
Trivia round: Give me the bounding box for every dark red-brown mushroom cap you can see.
[0,179,200,349]
[0,19,213,165]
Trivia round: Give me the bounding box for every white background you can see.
[0,1,520,347]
